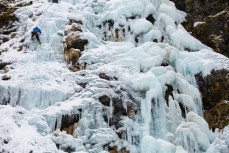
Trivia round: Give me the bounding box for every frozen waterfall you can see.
[0,0,228,153]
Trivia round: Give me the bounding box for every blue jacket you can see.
[33,27,41,34]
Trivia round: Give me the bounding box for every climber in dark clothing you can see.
[53,0,58,3]
[31,26,41,44]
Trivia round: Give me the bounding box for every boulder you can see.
[64,34,88,51]
[64,48,81,65]
[63,21,88,51]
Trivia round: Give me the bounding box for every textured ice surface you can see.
[0,0,228,153]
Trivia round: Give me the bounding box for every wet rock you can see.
[195,69,229,129]
[3,66,9,73]
[3,138,10,144]
[0,7,18,35]
[64,20,88,51]
[103,19,114,30]
[99,73,111,80]
[0,0,32,44]
[112,97,127,116]
[69,65,80,72]
[60,114,79,133]
[195,69,229,110]
[64,23,82,35]
[64,34,88,51]
[17,44,23,51]
[146,14,155,24]
[192,9,228,56]
[161,62,169,67]
[178,103,186,118]
[170,0,185,11]
[61,146,75,153]
[0,62,11,70]
[64,48,81,65]
[204,101,229,130]
[99,95,111,106]
[2,75,11,80]
[165,84,174,105]
[78,82,87,88]
[108,145,129,153]
[108,97,128,129]
[99,73,112,81]
[172,0,228,31]
[102,19,126,42]
[0,3,7,14]
[127,108,135,120]
[69,19,83,25]
[62,123,77,135]
[99,90,138,131]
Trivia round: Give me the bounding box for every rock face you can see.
[172,0,229,128]
[171,0,229,57]
[204,102,229,130]
[195,69,229,129]
[0,0,33,45]
[63,20,88,51]
[63,20,88,71]
[192,9,228,57]
[0,5,17,44]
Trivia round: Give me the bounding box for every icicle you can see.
[175,123,199,153]
[141,89,153,136]
[167,96,182,133]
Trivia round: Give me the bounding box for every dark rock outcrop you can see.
[98,86,139,141]
[171,0,228,30]
[64,34,88,51]
[0,3,7,14]
[171,0,229,57]
[192,9,229,56]
[108,145,129,153]
[99,95,111,106]
[146,14,155,24]
[0,62,11,70]
[60,114,79,135]
[63,21,88,71]
[0,0,33,44]
[195,69,229,129]
[204,102,229,130]
[64,21,88,51]
[2,75,11,80]
[0,7,18,44]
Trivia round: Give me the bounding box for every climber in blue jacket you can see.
[31,26,42,44]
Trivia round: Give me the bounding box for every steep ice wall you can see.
[0,0,228,153]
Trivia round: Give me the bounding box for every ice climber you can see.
[31,26,42,44]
